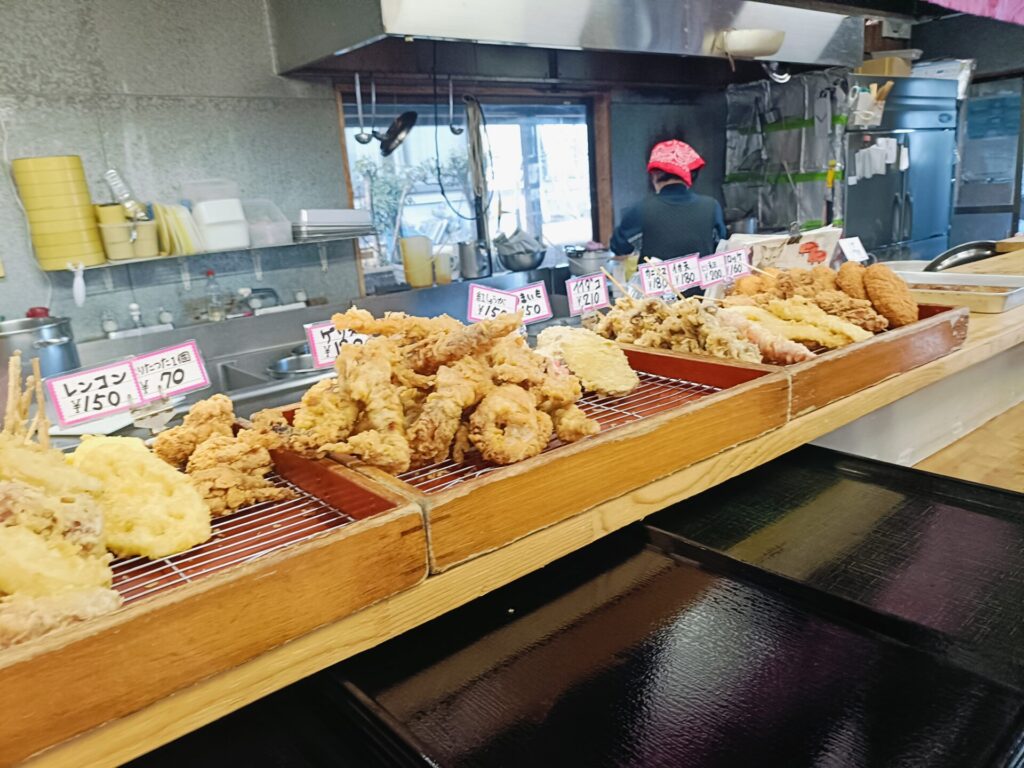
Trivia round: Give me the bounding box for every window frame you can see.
[332,83,614,247]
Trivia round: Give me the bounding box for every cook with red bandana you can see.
[610,140,726,284]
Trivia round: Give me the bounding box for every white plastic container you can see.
[180,178,241,206]
[242,198,293,247]
[192,198,249,251]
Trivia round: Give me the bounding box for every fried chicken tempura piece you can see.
[153,394,235,468]
[0,587,121,649]
[332,307,463,342]
[291,378,359,451]
[238,409,292,452]
[187,434,273,477]
[553,404,600,443]
[452,422,473,464]
[407,357,492,466]
[776,268,816,299]
[409,312,524,374]
[864,263,919,328]
[766,297,873,344]
[813,290,889,333]
[469,385,553,465]
[733,275,763,296]
[718,309,816,364]
[811,266,838,293]
[837,262,868,300]
[188,468,293,517]
[326,339,411,473]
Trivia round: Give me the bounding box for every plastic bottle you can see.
[205,269,225,322]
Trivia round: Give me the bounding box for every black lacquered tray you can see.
[327,524,1023,767]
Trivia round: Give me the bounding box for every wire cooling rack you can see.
[111,473,356,605]
[397,371,721,494]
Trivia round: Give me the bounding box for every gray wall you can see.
[913,14,1024,78]
[609,89,727,225]
[0,0,357,340]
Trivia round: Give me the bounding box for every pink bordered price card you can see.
[467,284,520,322]
[305,320,369,369]
[514,281,553,325]
[666,253,701,291]
[132,340,211,403]
[698,253,727,287]
[638,262,672,297]
[566,272,610,316]
[721,248,752,281]
[45,360,142,428]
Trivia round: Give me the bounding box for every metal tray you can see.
[896,271,1024,313]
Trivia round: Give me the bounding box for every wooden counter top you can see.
[25,305,1024,768]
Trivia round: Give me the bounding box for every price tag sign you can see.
[46,361,141,428]
[838,236,869,263]
[698,253,727,287]
[638,262,673,297]
[133,341,210,403]
[566,273,610,316]
[667,253,701,291]
[514,281,553,325]
[722,248,753,280]
[467,284,520,322]
[305,320,369,369]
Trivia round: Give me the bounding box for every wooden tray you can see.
[782,304,969,417]
[335,349,790,573]
[0,452,426,766]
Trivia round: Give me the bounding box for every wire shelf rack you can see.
[111,473,355,605]
[397,371,721,494]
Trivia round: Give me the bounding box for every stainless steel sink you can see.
[212,341,332,414]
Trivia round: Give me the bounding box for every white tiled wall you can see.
[0,0,357,338]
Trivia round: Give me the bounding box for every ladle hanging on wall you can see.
[352,73,417,156]
[353,73,372,144]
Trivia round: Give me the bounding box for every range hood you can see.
[270,0,864,76]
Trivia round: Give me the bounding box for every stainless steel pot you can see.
[458,241,491,279]
[0,316,80,415]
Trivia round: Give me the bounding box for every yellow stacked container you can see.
[12,155,106,270]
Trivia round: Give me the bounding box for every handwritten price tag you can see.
[667,254,701,291]
[639,262,673,297]
[133,341,210,403]
[467,284,520,322]
[566,273,610,316]
[839,236,869,263]
[722,248,752,280]
[305,320,369,369]
[514,281,553,325]
[46,361,141,427]
[698,253,727,287]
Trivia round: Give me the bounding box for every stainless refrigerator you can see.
[844,76,959,262]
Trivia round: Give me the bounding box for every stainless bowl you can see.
[924,241,997,272]
[497,249,545,272]
[266,353,317,379]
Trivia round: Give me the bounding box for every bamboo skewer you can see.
[4,351,21,434]
[2,352,51,445]
[33,358,50,449]
[600,266,630,297]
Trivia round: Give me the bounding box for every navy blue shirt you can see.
[610,184,727,259]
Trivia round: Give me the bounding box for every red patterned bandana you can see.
[647,140,705,187]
